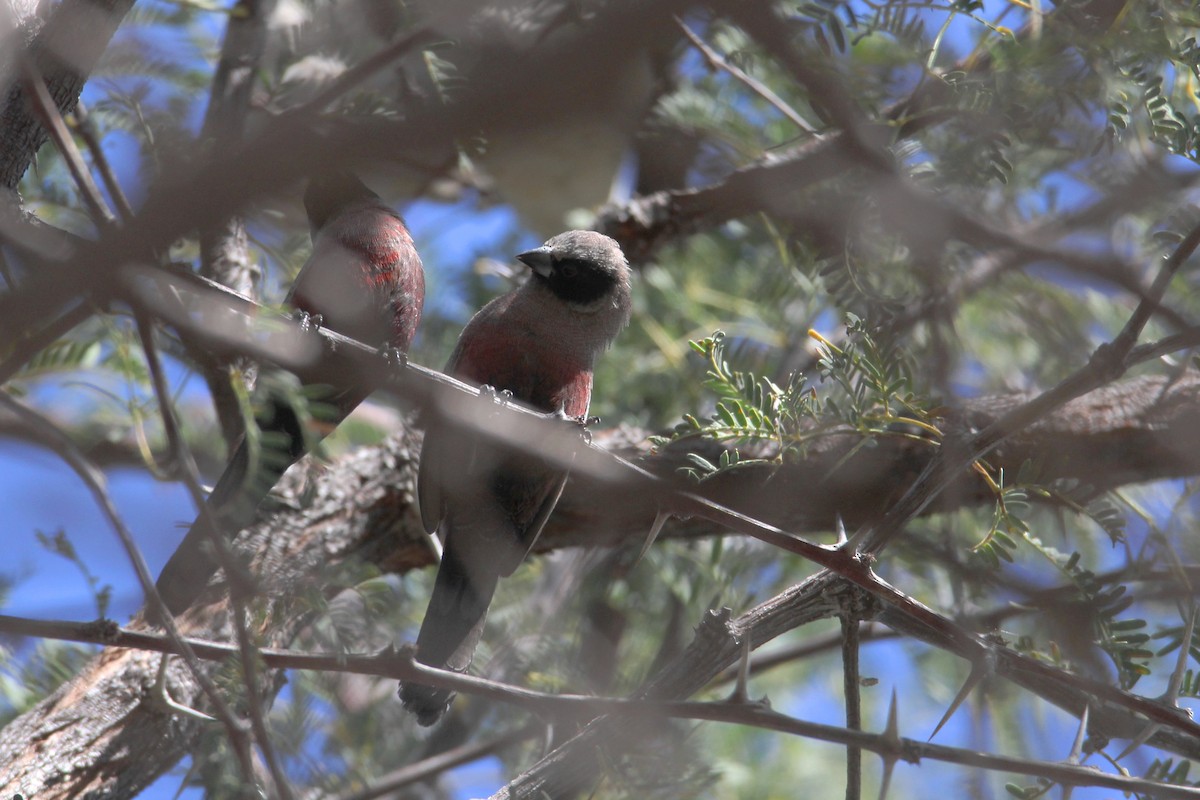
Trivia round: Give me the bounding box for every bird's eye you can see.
[560,263,579,278]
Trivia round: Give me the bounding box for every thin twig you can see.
[135,314,190,480]
[0,301,93,385]
[723,2,883,169]
[0,394,256,780]
[71,102,134,222]
[677,16,819,134]
[16,52,114,226]
[841,615,861,800]
[712,623,893,686]
[1129,325,1200,366]
[1111,222,1200,356]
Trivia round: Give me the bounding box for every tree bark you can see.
[0,0,136,190]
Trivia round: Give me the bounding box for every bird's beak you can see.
[516,246,554,278]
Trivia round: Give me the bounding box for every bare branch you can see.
[2,614,1197,800]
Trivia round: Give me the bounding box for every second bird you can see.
[155,172,425,616]
[401,230,632,725]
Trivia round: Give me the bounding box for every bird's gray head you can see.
[516,230,631,315]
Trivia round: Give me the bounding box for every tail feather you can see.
[153,392,309,618]
[154,439,265,616]
[399,538,499,726]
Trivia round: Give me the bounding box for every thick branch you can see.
[0,0,136,190]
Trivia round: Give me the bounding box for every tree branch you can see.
[0,0,136,189]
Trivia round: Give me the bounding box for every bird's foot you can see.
[549,409,598,445]
[380,342,408,370]
[478,384,514,405]
[294,310,324,333]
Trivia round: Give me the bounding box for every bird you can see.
[153,171,425,617]
[400,229,632,725]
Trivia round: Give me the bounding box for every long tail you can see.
[399,536,499,726]
[153,391,311,618]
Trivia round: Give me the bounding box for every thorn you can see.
[883,687,900,745]
[1067,703,1089,765]
[1117,604,1196,761]
[1164,603,1198,703]
[636,510,670,564]
[840,518,871,555]
[877,688,900,800]
[576,414,598,445]
[150,653,216,722]
[476,384,513,410]
[1115,721,1160,761]
[877,760,896,800]
[834,514,848,547]
[294,310,323,333]
[554,408,595,445]
[928,658,988,741]
[727,634,753,703]
[380,342,408,369]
